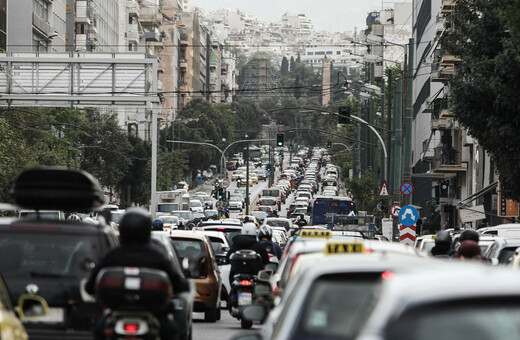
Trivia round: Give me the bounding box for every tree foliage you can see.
[280,56,289,76]
[441,0,520,199]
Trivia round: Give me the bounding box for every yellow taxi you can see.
[231,171,244,181]
[249,173,259,184]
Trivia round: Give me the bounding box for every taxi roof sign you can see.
[325,242,365,254]
[299,229,332,239]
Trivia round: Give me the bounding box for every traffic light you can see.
[338,106,351,124]
[276,133,284,147]
[327,141,332,148]
[266,163,272,172]
[218,187,224,200]
[289,144,293,150]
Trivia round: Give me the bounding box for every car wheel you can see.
[241,319,253,329]
[204,306,218,323]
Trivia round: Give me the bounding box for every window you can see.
[33,0,49,21]
[307,52,314,55]
[337,51,341,55]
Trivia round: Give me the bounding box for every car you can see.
[169,230,222,322]
[256,205,276,217]
[255,169,267,181]
[257,197,280,212]
[189,199,204,213]
[263,217,294,232]
[18,209,66,220]
[251,210,268,225]
[249,172,259,184]
[171,210,195,225]
[193,191,210,198]
[231,171,245,181]
[204,209,219,220]
[158,215,180,230]
[150,232,194,340]
[228,196,244,211]
[200,231,231,303]
[3,167,119,339]
[482,237,520,265]
[200,195,214,209]
[198,220,243,247]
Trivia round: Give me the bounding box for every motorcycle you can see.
[95,267,173,339]
[228,250,264,329]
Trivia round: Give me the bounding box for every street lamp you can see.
[35,31,58,53]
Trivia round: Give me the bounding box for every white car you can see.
[189,199,204,213]
[228,196,244,211]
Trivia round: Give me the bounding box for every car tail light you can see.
[123,323,139,334]
[381,271,396,280]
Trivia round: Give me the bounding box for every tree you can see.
[294,75,302,100]
[280,56,289,76]
[289,56,295,73]
[296,52,301,63]
[441,0,520,200]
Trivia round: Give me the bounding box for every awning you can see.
[458,181,498,207]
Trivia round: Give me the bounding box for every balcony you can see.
[180,83,187,92]
[75,1,91,24]
[433,146,467,173]
[75,34,88,51]
[210,76,217,85]
[127,23,139,44]
[126,0,140,17]
[141,28,161,42]
[441,0,456,14]
[180,60,187,69]
[210,59,217,69]
[180,34,189,46]
[431,117,459,130]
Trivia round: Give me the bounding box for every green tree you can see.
[289,56,295,72]
[281,56,289,76]
[441,0,520,199]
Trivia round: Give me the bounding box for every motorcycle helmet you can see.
[242,222,257,235]
[435,230,451,246]
[258,225,273,240]
[119,208,152,244]
[152,219,164,231]
[459,229,479,243]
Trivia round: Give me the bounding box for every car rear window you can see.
[292,274,381,339]
[266,220,290,230]
[388,299,520,340]
[202,228,241,247]
[0,232,100,278]
[171,239,207,261]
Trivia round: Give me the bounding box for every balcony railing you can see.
[433,146,466,172]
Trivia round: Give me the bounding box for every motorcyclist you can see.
[85,208,189,340]
[227,222,269,282]
[258,225,283,260]
[431,230,452,258]
[152,218,164,231]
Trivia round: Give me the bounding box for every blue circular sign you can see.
[398,205,419,226]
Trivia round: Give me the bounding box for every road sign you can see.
[400,181,414,196]
[398,205,419,226]
[390,204,402,217]
[379,180,389,196]
[399,225,416,246]
[221,179,230,189]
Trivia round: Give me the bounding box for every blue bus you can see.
[311,196,356,226]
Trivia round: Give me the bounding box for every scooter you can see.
[228,250,264,329]
[95,267,173,339]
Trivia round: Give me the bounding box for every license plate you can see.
[238,292,252,306]
[24,307,65,323]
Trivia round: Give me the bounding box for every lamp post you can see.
[35,32,58,53]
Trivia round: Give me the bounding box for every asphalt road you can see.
[192,311,261,340]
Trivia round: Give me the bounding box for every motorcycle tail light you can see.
[123,323,139,334]
[239,280,252,286]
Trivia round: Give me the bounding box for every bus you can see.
[311,196,356,226]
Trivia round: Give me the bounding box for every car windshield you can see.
[292,274,381,340]
[266,219,290,229]
[0,232,100,278]
[190,201,202,207]
[159,216,179,224]
[171,211,194,220]
[110,211,124,224]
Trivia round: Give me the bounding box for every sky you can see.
[190,0,412,33]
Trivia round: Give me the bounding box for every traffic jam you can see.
[1,147,520,340]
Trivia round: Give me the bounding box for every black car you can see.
[1,167,118,339]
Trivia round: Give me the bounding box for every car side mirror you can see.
[17,295,49,319]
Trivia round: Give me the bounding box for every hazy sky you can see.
[191,0,412,33]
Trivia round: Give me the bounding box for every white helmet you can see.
[242,222,257,235]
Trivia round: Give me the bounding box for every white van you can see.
[478,224,520,238]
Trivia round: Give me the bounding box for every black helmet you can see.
[435,230,451,245]
[119,208,152,244]
[152,219,164,231]
[459,229,479,243]
[258,225,273,240]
